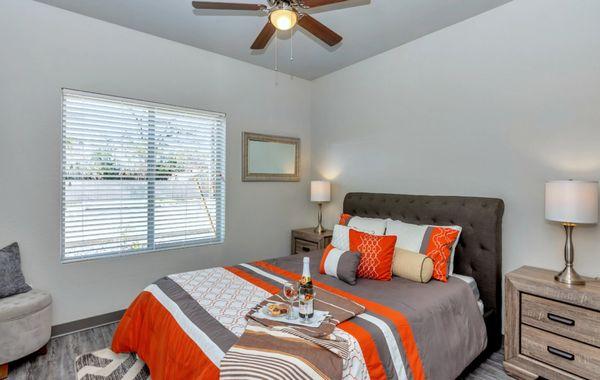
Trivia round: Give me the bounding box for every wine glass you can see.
[282,282,298,320]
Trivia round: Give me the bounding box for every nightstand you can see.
[291,228,332,255]
[504,266,600,379]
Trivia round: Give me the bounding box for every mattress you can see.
[112,251,487,380]
[450,273,484,315]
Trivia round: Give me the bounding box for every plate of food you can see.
[261,302,289,318]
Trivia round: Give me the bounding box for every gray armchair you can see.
[0,289,52,378]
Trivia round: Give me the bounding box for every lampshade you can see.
[545,180,599,224]
[269,9,297,31]
[311,181,331,203]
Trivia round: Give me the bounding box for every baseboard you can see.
[51,309,125,338]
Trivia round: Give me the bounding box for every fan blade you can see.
[251,22,276,50]
[299,0,348,8]
[192,1,266,11]
[297,14,342,46]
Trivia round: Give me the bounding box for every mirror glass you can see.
[248,140,296,175]
[242,132,300,182]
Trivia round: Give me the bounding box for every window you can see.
[61,89,226,262]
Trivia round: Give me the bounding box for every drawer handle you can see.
[302,246,311,252]
[547,313,575,326]
[547,346,575,361]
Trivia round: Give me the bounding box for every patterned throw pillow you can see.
[348,229,397,281]
[0,242,32,298]
[319,245,361,285]
[386,220,460,282]
[387,219,463,276]
[338,214,386,235]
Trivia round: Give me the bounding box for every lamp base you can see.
[555,266,585,286]
[314,203,325,235]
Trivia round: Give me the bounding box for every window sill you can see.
[60,238,225,264]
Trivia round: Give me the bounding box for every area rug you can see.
[75,348,149,380]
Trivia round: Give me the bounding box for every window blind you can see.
[61,89,226,262]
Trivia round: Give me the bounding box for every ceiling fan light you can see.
[269,9,297,31]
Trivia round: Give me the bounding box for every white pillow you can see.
[386,221,428,252]
[385,219,462,275]
[331,224,351,251]
[346,215,386,235]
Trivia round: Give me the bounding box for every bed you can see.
[112,192,504,380]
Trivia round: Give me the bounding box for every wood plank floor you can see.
[464,349,510,379]
[8,322,511,379]
[8,323,117,380]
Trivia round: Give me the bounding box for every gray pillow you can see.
[321,247,361,285]
[0,242,32,298]
[336,251,361,285]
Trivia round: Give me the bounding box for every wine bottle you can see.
[299,257,314,319]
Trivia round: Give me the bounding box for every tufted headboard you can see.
[343,192,505,351]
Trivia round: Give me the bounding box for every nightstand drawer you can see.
[291,228,332,255]
[522,293,600,347]
[295,239,318,255]
[521,324,600,379]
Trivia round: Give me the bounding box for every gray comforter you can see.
[268,251,487,379]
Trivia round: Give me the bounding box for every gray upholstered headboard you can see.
[343,192,505,351]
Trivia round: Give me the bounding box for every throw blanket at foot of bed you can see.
[220,288,365,380]
[112,252,486,380]
[221,321,344,380]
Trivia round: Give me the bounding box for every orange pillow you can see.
[338,213,352,226]
[349,229,397,281]
[421,227,460,282]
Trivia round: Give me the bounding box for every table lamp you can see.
[311,180,331,234]
[545,180,599,285]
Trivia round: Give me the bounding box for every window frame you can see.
[60,89,226,263]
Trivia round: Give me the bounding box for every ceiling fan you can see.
[191,0,347,50]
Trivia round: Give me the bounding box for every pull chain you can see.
[274,29,279,85]
[275,29,279,72]
[289,26,294,79]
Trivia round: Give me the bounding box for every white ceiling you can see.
[34,0,511,80]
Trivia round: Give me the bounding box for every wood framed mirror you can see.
[242,132,300,182]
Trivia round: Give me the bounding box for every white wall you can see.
[311,0,600,279]
[3,0,600,326]
[0,0,313,325]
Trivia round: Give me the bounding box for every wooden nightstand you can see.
[504,266,600,380]
[291,228,332,255]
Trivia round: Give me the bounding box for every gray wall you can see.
[0,0,314,324]
[311,0,600,279]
